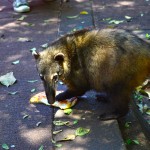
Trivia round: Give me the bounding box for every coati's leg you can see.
[99,94,130,120]
[99,83,131,120]
[96,92,109,103]
[56,89,86,101]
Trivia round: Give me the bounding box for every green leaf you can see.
[146,109,150,115]
[132,139,140,145]
[64,108,72,115]
[67,15,79,19]
[0,72,17,87]
[57,134,76,142]
[27,80,38,83]
[38,145,44,150]
[125,139,132,145]
[80,11,88,15]
[31,88,36,93]
[75,127,90,136]
[73,120,78,125]
[12,60,20,65]
[51,139,56,144]
[146,33,150,40]
[124,122,131,128]
[53,120,70,126]
[2,144,9,150]
[54,143,62,148]
[17,15,27,21]
[53,130,63,135]
[8,91,18,95]
[26,23,35,27]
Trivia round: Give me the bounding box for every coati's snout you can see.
[32,51,64,104]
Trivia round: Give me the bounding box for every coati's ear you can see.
[66,37,76,51]
[32,51,40,59]
[54,53,64,62]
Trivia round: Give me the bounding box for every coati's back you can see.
[74,29,150,91]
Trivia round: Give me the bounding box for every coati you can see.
[33,28,150,120]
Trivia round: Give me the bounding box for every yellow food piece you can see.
[30,92,77,109]
[52,97,77,109]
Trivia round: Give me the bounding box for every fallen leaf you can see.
[27,80,38,83]
[31,88,36,93]
[53,130,63,135]
[54,143,62,148]
[8,91,18,95]
[38,145,44,150]
[17,15,27,21]
[64,108,72,115]
[26,23,35,27]
[75,127,90,136]
[57,134,76,142]
[73,120,78,125]
[2,144,9,150]
[109,20,124,25]
[146,33,150,40]
[23,114,29,119]
[53,120,70,126]
[146,109,150,115]
[12,60,20,65]
[124,122,131,128]
[125,15,132,20]
[10,145,15,148]
[41,43,48,48]
[125,139,132,145]
[51,139,56,144]
[80,11,88,15]
[140,13,144,17]
[30,47,37,52]
[67,15,79,19]
[0,72,17,87]
[132,139,140,145]
[36,121,42,127]
[18,37,33,42]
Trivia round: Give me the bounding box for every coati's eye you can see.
[51,73,59,82]
[39,74,44,80]
[53,74,58,81]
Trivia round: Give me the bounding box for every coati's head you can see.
[32,39,74,104]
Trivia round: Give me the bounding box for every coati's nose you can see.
[43,80,56,104]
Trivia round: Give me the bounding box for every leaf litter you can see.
[17,15,27,21]
[12,60,20,65]
[2,143,9,150]
[0,72,17,87]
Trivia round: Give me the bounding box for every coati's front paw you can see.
[99,111,127,121]
[56,90,85,101]
[56,90,76,101]
[96,93,109,103]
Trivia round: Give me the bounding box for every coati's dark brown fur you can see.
[33,29,150,120]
